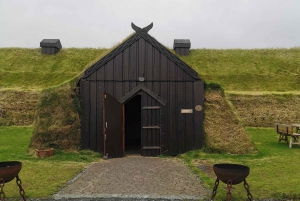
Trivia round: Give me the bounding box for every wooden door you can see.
[141,105,161,156]
[103,91,123,158]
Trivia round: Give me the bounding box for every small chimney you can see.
[173,39,191,56]
[40,39,62,55]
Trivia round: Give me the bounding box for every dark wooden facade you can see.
[78,23,204,158]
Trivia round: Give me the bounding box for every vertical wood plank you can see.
[153,48,160,81]
[98,81,104,152]
[185,82,194,151]
[177,82,185,153]
[80,79,90,149]
[160,54,168,81]
[114,52,123,100]
[160,81,167,154]
[145,41,153,81]
[123,46,129,96]
[105,60,114,81]
[107,81,114,97]
[123,48,129,81]
[96,81,100,152]
[89,78,97,151]
[138,38,145,77]
[169,61,176,81]
[169,81,178,155]
[115,82,123,100]
[105,60,114,96]
[194,80,204,149]
[130,42,137,80]
[115,52,123,81]
[96,66,105,81]
[160,106,165,154]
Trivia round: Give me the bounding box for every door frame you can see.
[119,85,167,156]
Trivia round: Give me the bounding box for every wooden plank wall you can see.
[81,37,204,155]
[141,91,161,156]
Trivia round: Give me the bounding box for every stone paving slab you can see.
[54,156,209,200]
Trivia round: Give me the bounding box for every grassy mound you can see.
[204,85,256,154]
[0,90,39,126]
[30,81,81,150]
[181,48,300,92]
[1,47,299,153]
[0,48,108,90]
[228,93,300,127]
[1,47,299,92]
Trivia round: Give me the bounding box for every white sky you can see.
[1,0,300,49]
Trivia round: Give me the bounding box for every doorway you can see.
[125,95,141,155]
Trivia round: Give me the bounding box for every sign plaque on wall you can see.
[181,109,193,114]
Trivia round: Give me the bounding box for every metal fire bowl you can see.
[213,163,249,185]
[0,161,22,183]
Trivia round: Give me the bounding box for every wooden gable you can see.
[80,23,201,83]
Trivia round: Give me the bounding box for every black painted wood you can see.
[80,80,90,149]
[103,91,123,158]
[89,72,97,151]
[97,81,104,152]
[78,24,204,156]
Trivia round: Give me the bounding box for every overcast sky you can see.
[1,0,300,49]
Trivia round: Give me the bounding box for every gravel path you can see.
[53,156,208,200]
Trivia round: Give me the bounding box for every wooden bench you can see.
[275,123,300,148]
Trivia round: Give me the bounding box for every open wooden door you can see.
[103,91,124,158]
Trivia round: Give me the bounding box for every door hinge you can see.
[105,122,108,128]
[105,95,106,98]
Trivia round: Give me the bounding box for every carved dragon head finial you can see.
[131,22,153,33]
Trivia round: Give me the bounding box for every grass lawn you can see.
[2,126,300,200]
[0,126,101,198]
[181,127,300,200]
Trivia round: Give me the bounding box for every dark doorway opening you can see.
[125,95,141,155]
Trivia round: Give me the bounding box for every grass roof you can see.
[1,46,299,92]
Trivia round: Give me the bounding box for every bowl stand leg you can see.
[210,178,219,200]
[16,175,26,201]
[0,178,5,201]
[243,179,253,201]
[226,180,232,201]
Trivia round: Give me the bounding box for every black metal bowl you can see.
[0,161,22,183]
[213,163,250,185]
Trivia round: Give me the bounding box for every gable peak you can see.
[131,22,153,33]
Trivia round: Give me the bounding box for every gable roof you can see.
[80,23,200,80]
[119,85,167,106]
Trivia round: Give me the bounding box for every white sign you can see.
[181,109,193,114]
